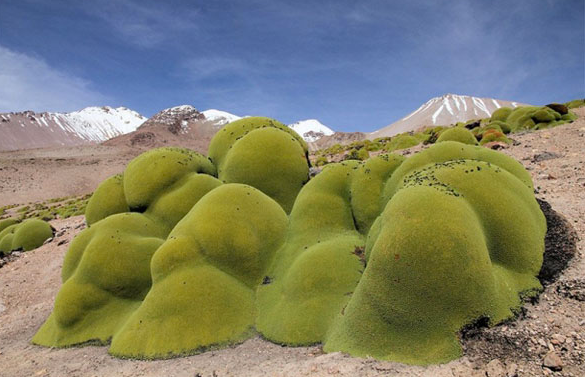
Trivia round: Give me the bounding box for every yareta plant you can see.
[33,117,546,365]
[0,218,54,255]
[436,127,479,145]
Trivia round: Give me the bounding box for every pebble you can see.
[551,333,566,345]
[506,363,518,377]
[486,359,506,377]
[543,351,563,371]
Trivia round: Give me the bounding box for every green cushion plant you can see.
[436,127,479,145]
[34,122,546,366]
[0,218,53,255]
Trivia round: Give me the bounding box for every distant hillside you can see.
[0,107,146,151]
[371,94,530,138]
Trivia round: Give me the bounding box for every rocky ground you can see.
[0,109,583,377]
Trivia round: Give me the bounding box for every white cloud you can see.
[0,45,108,112]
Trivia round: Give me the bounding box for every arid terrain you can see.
[0,109,583,377]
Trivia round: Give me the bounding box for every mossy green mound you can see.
[85,174,129,226]
[485,120,511,134]
[0,218,53,255]
[33,213,169,347]
[383,133,421,152]
[502,106,570,132]
[0,218,19,233]
[565,99,585,109]
[110,184,287,358]
[479,129,511,145]
[35,131,546,365]
[208,117,310,213]
[490,107,513,122]
[436,127,478,145]
[256,154,405,346]
[324,142,545,364]
[123,147,216,211]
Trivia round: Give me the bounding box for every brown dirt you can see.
[0,145,140,207]
[0,109,584,376]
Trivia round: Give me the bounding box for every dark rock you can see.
[531,151,562,162]
[545,103,568,115]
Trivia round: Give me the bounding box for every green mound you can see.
[565,99,585,109]
[479,129,511,145]
[324,142,545,363]
[490,107,513,122]
[0,218,19,233]
[33,213,169,347]
[436,127,478,145]
[85,174,129,226]
[383,133,421,152]
[502,106,569,132]
[110,184,287,358]
[124,147,216,211]
[208,117,310,213]
[485,120,511,134]
[35,129,546,365]
[0,218,53,255]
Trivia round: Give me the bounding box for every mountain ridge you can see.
[370,94,530,138]
[0,106,146,151]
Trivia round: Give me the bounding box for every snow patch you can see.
[289,119,334,142]
[432,105,445,124]
[443,98,454,115]
[202,109,241,125]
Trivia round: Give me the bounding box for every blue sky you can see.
[0,0,583,132]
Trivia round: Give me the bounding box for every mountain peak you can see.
[202,109,242,125]
[370,95,529,138]
[289,119,334,142]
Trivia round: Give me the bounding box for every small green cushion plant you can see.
[0,218,53,255]
[436,127,479,145]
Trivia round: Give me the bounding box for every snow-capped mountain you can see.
[105,105,236,151]
[371,94,530,138]
[289,119,334,142]
[0,106,146,151]
[201,111,336,143]
[202,109,242,125]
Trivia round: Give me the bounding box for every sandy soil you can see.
[0,109,584,377]
[0,145,139,207]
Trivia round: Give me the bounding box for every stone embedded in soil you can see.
[543,351,563,371]
[486,359,506,377]
[532,151,562,162]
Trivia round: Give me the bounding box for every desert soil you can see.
[0,145,141,207]
[0,109,584,377]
